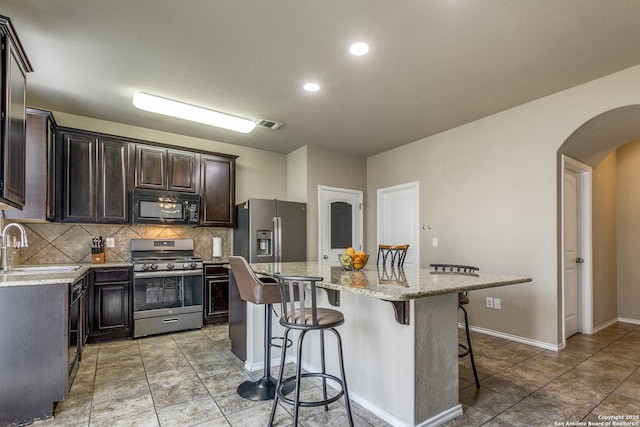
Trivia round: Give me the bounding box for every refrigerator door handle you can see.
[275,216,283,262]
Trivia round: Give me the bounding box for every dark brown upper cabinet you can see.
[135,144,198,193]
[4,108,57,221]
[200,154,235,227]
[0,16,32,210]
[60,129,132,223]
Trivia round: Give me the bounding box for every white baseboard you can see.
[618,316,640,325]
[243,355,297,373]
[297,359,461,427]
[416,404,463,427]
[461,323,561,352]
[592,318,619,333]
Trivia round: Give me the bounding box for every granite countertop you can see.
[250,261,532,301]
[0,261,133,288]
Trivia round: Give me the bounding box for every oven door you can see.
[133,270,203,313]
[133,270,203,337]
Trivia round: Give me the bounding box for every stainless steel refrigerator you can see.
[230,198,307,359]
[233,198,307,262]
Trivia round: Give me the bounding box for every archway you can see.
[557,104,640,345]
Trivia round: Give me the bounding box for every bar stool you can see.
[431,263,481,388]
[268,274,354,427]
[377,244,409,267]
[228,256,282,400]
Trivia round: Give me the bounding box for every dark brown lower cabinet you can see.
[204,264,229,325]
[88,267,132,343]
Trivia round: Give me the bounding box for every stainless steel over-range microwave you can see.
[131,189,200,224]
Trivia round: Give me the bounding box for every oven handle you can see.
[133,270,203,279]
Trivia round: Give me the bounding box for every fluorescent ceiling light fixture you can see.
[303,82,320,92]
[349,42,369,56]
[132,92,256,133]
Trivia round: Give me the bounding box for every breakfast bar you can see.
[249,261,532,427]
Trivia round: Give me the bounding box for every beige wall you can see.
[617,139,640,320]
[49,111,288,203]
[286,146,307,202]
[305,144,367,261]
[368,64,640,346]
[592,152,618,327]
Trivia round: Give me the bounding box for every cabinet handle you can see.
[162,318,179,323]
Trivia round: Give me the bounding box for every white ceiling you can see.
[4,0,640,157]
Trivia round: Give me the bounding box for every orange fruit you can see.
[345,247,356,255]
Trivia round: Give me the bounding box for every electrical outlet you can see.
[493,298,501,310]
[106,237,115,248]
[486,296,493,308]
[432,237,438,247]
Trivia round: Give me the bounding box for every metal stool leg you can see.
[268,327,291,426]
[459,304,480,388]
[320,329,328,412]
[331,328,354,427]
[293,329,308,426]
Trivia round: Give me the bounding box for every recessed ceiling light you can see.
[303,82,320,92]
[132,92,256,133]
[349,42,369,56]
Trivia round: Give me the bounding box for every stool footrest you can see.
[277,372,345,407]
[458,343,470,358]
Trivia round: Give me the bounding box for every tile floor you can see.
[450,321,640,426]
[26,322,640,427]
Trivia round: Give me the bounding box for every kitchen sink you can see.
[3,265,82,275]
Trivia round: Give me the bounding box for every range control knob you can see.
[150,263,158,271]
[166,263,174,270]
[142,264,151,271]
[189,262,197,269]
[183,263,190,269]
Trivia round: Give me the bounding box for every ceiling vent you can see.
[257,119,284,130]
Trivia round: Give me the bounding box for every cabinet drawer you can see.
[93,268,131,283]
[205,265,228,277]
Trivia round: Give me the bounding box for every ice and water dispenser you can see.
[256,230,272,257]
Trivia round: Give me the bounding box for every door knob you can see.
[576,257,584,263]
[323,255,328,260]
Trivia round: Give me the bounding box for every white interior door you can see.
[318,186,363,263]
[377,182,420,267]
[564,170,580,338]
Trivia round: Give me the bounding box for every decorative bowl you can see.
[338,253,369,270]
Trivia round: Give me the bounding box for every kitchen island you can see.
[249,261,532,427]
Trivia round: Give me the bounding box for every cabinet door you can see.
[167,149,197,192]
[200,155,235,226]
[46,117,57,221]
[204,277,229,325]
[62,133,96,222]
[135,145,166,189]
[97,139,130,223]
[88,268,132,342]
[1,38,27,208]
[4,109,54,221]
[93,283,129,331]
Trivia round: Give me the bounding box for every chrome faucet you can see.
[1,222,29,272]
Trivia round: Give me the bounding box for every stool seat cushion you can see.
[459,293,469,305]
[285,308,344,326]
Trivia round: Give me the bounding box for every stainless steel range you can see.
[131,238,203,338]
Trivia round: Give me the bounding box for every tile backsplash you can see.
[5,222,232,266]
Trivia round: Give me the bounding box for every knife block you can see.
[91,252,105,264]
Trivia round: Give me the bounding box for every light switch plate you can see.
[106,237,115,248]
